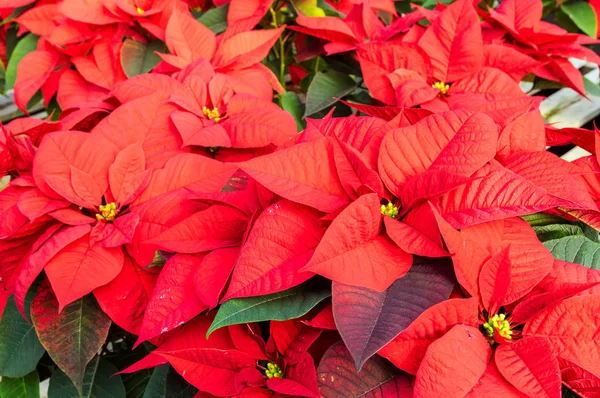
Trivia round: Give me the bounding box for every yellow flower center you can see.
[432,81,450,95]
[96,202,119,222]
[136,7,144,14]
[265,363,283,379]
[483,313,513,340]
[380,202,399,219]
[202,106,221,122]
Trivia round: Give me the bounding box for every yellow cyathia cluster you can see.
[202,106,221,122]
[96,202,119,222]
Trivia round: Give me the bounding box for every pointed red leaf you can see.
[191,247,239,308]
[215,27,284,69]
[384,217,449,257]
[478,246,512,314]
[414,325,492,397]
[496,110,546,160]
[165,7,216,63]
[465,361,528,398]
[171,111,232,148]
[14,50,60,112]
[378,298,479,374]
[302,194,412,291]
[136,254,209,346]
[333,262,455,370]
[332,138,384,199]
[268,352,319,398]
[108,142,149,205]
[495,336,561,398]
[240,139,350,213]
[44,235,124,310]
[558,357,600,397]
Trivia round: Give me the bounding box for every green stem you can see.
[269,7,286,87]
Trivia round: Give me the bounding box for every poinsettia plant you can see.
[1,0,600,396]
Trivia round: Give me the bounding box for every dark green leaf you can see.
[544,235,600,270]
[584,77,600,97]
[208,282,331,337]
[142,366,169,398]
[533,224,584,241]
[0,296,44,378]
[279,91,305,131]
[562,385,579,398]
[561,2,598,37]
[31,283,111,391]
[197,4,229,34]
[521,213,568,227]
[165,369,197,398]
[120,39,165,78]
[0,371,40,398]
[6,34,38,90]
[48,357,125,398]
[304,71,357,116]
[115,347,154,398]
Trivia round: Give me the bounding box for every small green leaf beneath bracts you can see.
[521,213,568,227]
[5,33,38,90]
[142,367,197,398]
[142,366,169,398]
[31,282,111,392]
[533,223,584,241]
[584,77,600,97]
[304,71,357,116]
[0,296,45,378]
[280,91,306,131]
[48,357,126,398]
[0,371,40,398]
[120,39,165,78]
[544,235,600,270]
[561,2,597,38]
[207,282,331,337]
[197,4,229,34]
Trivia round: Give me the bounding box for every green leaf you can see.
[279,91,305,131]
[6,34,38,90]
[0,371,40,398]
[208,282,331,337]
[120,39,165,78]
[142,366,169,398]
[533,223,584,241]
[544,235,600,270]
[116,347,154,398]
[48,357,126,398]
[0,295,45,378]
[561,2,598,37]
[197,4,229,34]
[30,284,111,392]
[292,0,325,16]
[521,213,567,227]
[304,71,357,116]
[584,77,600,97]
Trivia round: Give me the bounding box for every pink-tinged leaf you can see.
[436,163,574,228]
[414,325,491,397]
[33,131,116,204]
[240,139,350,213]
[165,7,216,62]
[14,50,60,112]
[215,27,284,70]
[333,261,455,370]
[133,153,238,206]
[136,254,209,346]
[148,204,248,253]
[193,247,239,308]
[14,224,91,315]
[465,361,528,398]
[108,142,149,205]
[268,352,319,398]
[384,217,449,257]
[524,295,600,378]
[224,201,323,301]
[317,342,401,397]
[302,194,412,292]
[558,357,600,398]
[44,235,124,310]
[94,255,159,335]
[495,336,561,398]
[478,246,511,315]
[378,111,497,196]
[378,298,479,375]
[417,0,483,82]
[92,94,184,169]
[496,110,546,160]
[30,280,111,390]
[171,111,232,148]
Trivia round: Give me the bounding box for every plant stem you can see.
[270,6,286,87]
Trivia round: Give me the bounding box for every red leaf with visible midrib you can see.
[417,0,483,82]
[194,247,240,308]
[317,342,401,397]
[495,336,562,398]
[302,193,412,292]
[478,246,511,315]
[31,280,111,390]
[224,201,323,301]
[465,361,528,397]
[378,298,479,375]
[240,139,350,213]
[414,325,491,397]
[558,357,600,397]
[524,295,600,378]
[165,7,216,62]
[333,262,455,370]
[108,142,148,205]
[378,111,497,197]
[135,254,208,346]
[14,50,60,112]
[44,235,124,310]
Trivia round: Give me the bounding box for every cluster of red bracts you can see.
[0,0,600,396]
